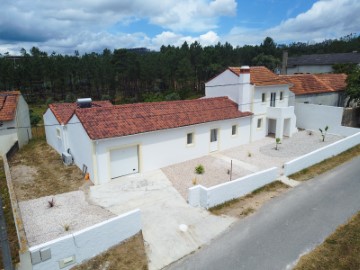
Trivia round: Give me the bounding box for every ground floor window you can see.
[257,118,263,128]
[187,133,193,145]
[231,125,237,135]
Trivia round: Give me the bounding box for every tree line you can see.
[0,34,359,104]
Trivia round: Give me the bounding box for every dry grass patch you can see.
[9,139,88,201]
[294,211,360,270]
[0,158,20,265]
[72,233,148,270]
[290,144,360,181]
[210,181,289,218]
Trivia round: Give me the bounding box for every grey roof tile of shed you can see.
[287,52,360,67]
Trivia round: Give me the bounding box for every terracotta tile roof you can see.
[49,101,113,124]
[228,66,289,86]
[0,91,20,121]
[314,73,347,91]
[75,97,252,140]
[280,73,347,95]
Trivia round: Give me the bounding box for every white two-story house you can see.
[205,66,297,140]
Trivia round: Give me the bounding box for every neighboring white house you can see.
[0,91,32,156]
[281,73,347,107]
[284,52,360,74]
[205,66,298,141]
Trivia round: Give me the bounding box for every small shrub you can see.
[63,224,70,231]
[47,198,55,208]
[248,152,252,157]
[275,138,281,150]
[308,130,313,136]
[192,177,197,185]
[195,164,204,174]
[319,126,329,142]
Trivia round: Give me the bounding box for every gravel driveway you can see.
[19,191,115,247]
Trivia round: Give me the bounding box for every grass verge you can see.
[0,158,20,265]
[72,232,148,270]
[210,181,288,217]
[289,144,360,181]
[294,211,360,270]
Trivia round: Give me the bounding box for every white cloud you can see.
[224,0,360,46]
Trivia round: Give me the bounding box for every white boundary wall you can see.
[295,103,358,136]
[188,167,278,209]
[284,132,360,176]
[26,209,141,270]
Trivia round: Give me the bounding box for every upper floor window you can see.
[56,128,61,138]
[280,91,284,101]
[261,93,266,103]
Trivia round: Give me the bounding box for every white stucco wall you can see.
[66,115,95,182]
[287,65,333,74]
[284,132,360,176]
[205,70,239,103]
[15,95,32,148]
[293,92,343,107]
[188,167,278,209]
[95,117,251,184]
[27,209,141,270]
[0,120,18,156]
[43,109,66,155]
[295,103,359,136]
[253,85,291,115]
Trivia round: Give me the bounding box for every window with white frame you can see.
[187,133,193,145]
[257,118,263,128]
[231,125,237,135]
[261,93,266,102]
[280,91,284,101]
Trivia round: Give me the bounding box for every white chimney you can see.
[238,66,251,112]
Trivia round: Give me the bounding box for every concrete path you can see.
[89,170,236,270]
[278,175,301,187]
[167,156,360,270]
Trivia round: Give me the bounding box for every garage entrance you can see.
[110,146,139,179]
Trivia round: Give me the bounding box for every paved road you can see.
[166,156,360,270]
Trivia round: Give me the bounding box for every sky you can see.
[0,0,359,55]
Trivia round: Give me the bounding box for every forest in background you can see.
[0,34,360,105]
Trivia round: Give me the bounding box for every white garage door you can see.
[110,146,139,179]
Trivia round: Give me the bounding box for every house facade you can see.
[0,91,32,156]
[284,52,360,74]
[205,66,298,141]
[281,73,347,107]
[44,98,252,184]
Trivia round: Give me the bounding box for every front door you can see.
[270,92,276,107]
[210,128,218,152]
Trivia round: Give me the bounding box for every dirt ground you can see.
[72,232,148,270]
[9,139,89,201]
[210,181,289,218]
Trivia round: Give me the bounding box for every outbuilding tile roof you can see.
[0,91,20,121]
[228,66,289,86]
[49,101,112,124]
[280,73,347,95]
[75,97,252,140]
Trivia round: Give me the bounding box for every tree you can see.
[345,66,360,106]
[252,53,281,71]
[319,126,329,142]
